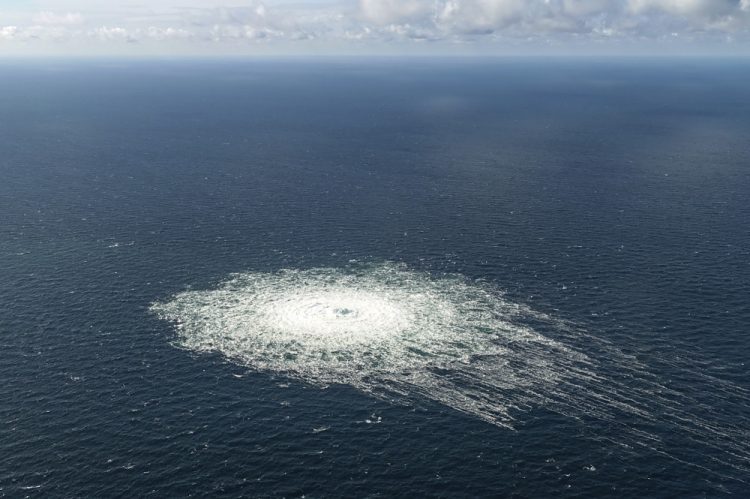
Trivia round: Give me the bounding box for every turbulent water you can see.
[152,262,583,427]
[2,60,750,497]
[152,262,750,482]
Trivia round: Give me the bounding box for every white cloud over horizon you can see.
[1,0,749,55]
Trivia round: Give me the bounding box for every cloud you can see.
[33,11,85,26]
[443,0,536,35]
[1,0,749,54]
[144,26,191,41]
[360,0,434,25]
[92,26,132,42]
[0,26,19,40]
[627,0,738,16]
[355,0,750,39]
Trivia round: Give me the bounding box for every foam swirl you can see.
[151,262,750,484]
[151,262,581,426]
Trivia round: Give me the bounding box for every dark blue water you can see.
[1,59,749,497]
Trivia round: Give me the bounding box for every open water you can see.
[1,59,749,497]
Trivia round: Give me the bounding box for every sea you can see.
[1,58,749,497]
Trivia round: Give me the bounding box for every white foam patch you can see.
[151,262,750,483]
[151,262,591,426]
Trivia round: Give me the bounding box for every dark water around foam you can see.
[1,59,749,497]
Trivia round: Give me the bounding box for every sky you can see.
[1,0,750,56]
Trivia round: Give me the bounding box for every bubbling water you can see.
[151,262,750,482]
[151,262,590,426]
[260,289,414,342]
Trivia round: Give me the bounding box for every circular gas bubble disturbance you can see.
[151,262,750,483]
[150,262,589,427]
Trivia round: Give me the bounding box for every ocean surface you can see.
[1,58,749,497]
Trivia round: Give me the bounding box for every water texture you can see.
[1,59,749,497]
